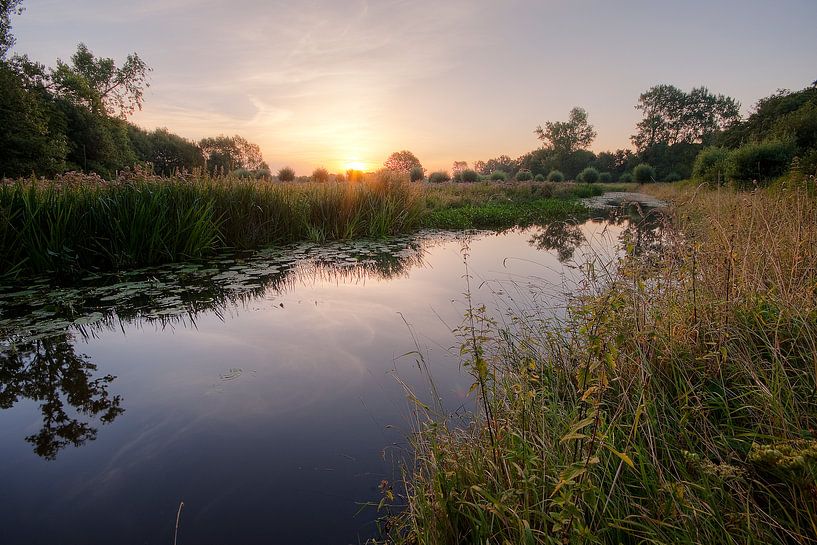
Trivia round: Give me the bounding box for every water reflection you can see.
[0,335,123,459]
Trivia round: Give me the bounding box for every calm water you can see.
[0,208,662,545]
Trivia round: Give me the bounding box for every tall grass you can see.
[0,170,424,277]
[0,174,603,278]
[386,184,817,544]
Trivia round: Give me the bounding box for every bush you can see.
[410,166,424,182]
[534,173,545,182]
[619,172,633,183]
[633,163,656,183]
[490,170,507,181]
[515,170,533,181]
[428,171,451,183]
[312,167,330,183]
[693,147,730,184]
[726,139,796,188]
[598,172,612,183]
[664,171,682,182]
[578,167,600,183]
[461,169,479,183]
[277,166,296,182]
[547,170,564,182]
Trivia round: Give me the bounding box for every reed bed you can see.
[0,173,602,278]
[0,170,424,277]
[386,183,817,544]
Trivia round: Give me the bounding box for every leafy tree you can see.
[547,170,564,182]
[461,169,479,183]
[128,127,203,175]
[384,150,422,173]
[277,166,295,182]
[410,165,424,182]
[199,134,264,174]
[312,167,329,183]
[631,84,740,151]
[476,155,518,176]
[535,107,596,154]
[515,169,533,181]
[692,146,730,184]
[578,166,600,183]
[428,171,451,183]
[451,161,468,175]
[490,170,507,181]
[50,43,150,119]
[598,172,612,183]
[0,0,23,59]
[633,163,656,183]
[0,59,67,177]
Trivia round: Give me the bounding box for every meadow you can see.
[383,178,817,544]
[0,171,608,278]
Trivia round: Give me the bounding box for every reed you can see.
[385,182,817,544]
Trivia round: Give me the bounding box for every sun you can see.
[344,160,367,171]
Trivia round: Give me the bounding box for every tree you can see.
[631,84,740,151]
[50,43,150,119]
[199,134,265,174]
[384,150,422,173]
[277,166,295,182]
[0,0,23,59]
[312,167,329,182]
[451,161,468,175]
[535,107,596,154]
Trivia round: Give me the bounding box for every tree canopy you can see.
[384,150,423,173]
[631,85,740,151]
[535,107,596,154]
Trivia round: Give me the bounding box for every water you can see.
[0,206,662,544]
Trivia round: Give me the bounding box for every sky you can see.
[10,0,817,173]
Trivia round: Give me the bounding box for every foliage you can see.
[277,166,296,182]
[633,163,656,183]
[598,172,612,183]
[547,169,564,182]
[534,173,545,181]
[461,169,479,183]
[638,141,699,180]
[474,155,518,177]
[619,172,633,183]
[199,134,264,174]
[388,185,817,545]
[128,126,203,175]
[631,84,740,151]
[577,166,599,183]
[0,0,23,59]
[693,146,730,183]
[664,171,682,182]
[515,169,533,181]
[312,167,330,183]
[384,150,423,173]
[451,161,468,175]
[0,171,425,277]
[535,107,597,153]
[410,166,424,182]
[428,171,451,183]
[726,139,795,188]
[50,43,151,119]
[489,170,507,181]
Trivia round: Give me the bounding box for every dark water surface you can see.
[0,210,660,545]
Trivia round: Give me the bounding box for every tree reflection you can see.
[0,335,123,460]
[528,221,585,262]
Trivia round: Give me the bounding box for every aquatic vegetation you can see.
[386,186,817,544]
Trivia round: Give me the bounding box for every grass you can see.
[383,181,817,544]
[0,174,602,278]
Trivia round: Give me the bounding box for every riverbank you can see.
[0,172,616,279]
[385,182,817,544]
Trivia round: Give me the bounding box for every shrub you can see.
[578,167,600,183]
[515,170,533,181]
[619,172,633,183]
[312,167,330,183]
[277,166,296,182]
[664,171,682,182]
[232,168,252,179]
[633,163,656,183]
[461,169,479,183]
[726,139,796,189]
[547,170,564,182]
[534,173,545,182]
[598,172,612,183]
[410,166,424,182]
[490,170,507,181]
[428,171,451,183]
[693,147,730,184]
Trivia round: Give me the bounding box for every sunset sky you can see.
[11,0,817,173]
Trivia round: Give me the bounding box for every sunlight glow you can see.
[344,161,367,172]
